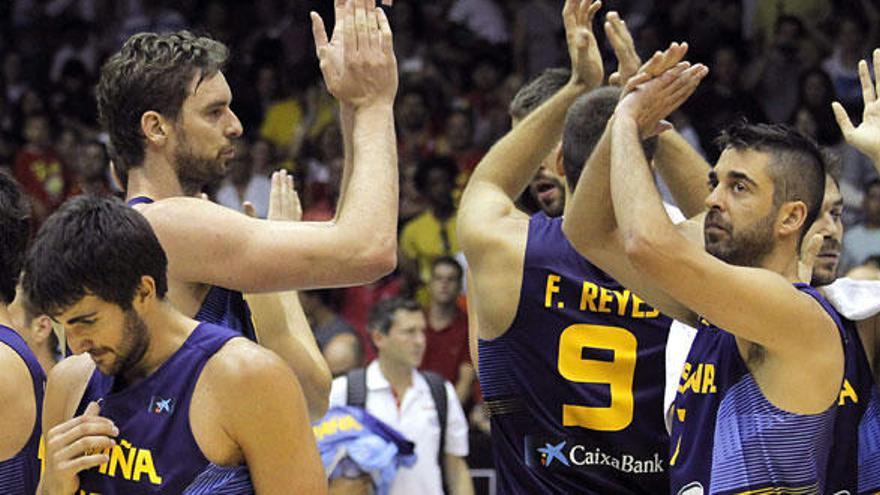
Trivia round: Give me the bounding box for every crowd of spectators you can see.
[4,0,880,489]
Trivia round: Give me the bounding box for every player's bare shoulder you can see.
[44,354,95,424]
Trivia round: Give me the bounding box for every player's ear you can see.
[133,275,157,310]
[31,315,54,344]
[369,328,385,350]
[554,143,565,177]
[779,200,807,238]
[141,111,169,147]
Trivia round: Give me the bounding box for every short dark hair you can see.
[509,68,571,122]
[23,195,169,316]
[0,171,30,304]
[96,31,229,180]
[715,121,826,248]
[562,86,657,185]
[414,155,458,195]
[367,298,421,335]
[432,255,463,280]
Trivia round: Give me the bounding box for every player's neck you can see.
[0,305,12,329]
[122,303,198,384]
[377,356,414,393]
[35,345,57,374]
[126,154,188,201]
[759,246,801,283]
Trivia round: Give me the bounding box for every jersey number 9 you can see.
[557,324,637,431]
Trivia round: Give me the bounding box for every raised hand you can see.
[605,11,641,87]
[798,233,823,284]
[618,61,709,138]
[833,48,880,164]
[41,401,118,495]
[563,0,604,89]
[267,170,303,222]
[311,0,397,108]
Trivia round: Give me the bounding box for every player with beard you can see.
[459,1,714,491]
[96,0,398,418]
[565,57,847,491]
[29,196,326,494]
[815,47,880,493]
[0,171,44,495]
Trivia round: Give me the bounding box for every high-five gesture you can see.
[311,0,397,107]
[617,61,709,137]
[605,11,641,86]
[833,48,880,165]
[563,0,604,89]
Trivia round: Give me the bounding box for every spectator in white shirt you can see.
[329,298,474,495]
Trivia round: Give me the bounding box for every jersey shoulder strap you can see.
[420,370,448,491]
[345,368,368,409]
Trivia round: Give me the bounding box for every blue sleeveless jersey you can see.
[669,284,845,494]
[75,323,254,494]
[127,196,256,341]
[478,213,672,494]
[0,325,45,495]
[828,317,880,494]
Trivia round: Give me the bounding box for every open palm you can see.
[833,48,880,162]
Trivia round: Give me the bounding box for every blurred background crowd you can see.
[3,0,880,488]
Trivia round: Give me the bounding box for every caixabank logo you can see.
[525,436,664,474]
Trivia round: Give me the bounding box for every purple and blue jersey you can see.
[74,323,253,494]
[669,284,845,494]
[478,213,672,494]
[126,196,256,341]
[0,324,45,495]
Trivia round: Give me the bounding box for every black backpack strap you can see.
[346,368,367,409]
[421,371,448,492]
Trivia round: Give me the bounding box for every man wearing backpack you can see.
[328,298,474,495]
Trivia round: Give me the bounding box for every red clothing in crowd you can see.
[13,147,73,217]
[420,308,470,384]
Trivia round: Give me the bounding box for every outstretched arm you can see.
[833,47,880,172]
[243,171,331,420]
[459,0,604,338]
[142,0,399,293]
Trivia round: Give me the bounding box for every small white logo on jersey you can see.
[677,482,704,495]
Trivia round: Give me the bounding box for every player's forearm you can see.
[463,83,584,203]
[654,129,711,217]
[447,457,475,495]
[611,115,678,258]
[334,102,356,219]
[334,103,398,275]
[454,365,475,405]
[245,292,332,420]
[562,121,616,252]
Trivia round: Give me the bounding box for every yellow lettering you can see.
[838,379,859,406]
[686,363,703,393]
[545,274,561,308]
[597,287,613,314]
[132,449,163,485]
[338,415,363,433]
[107,443,135,479]
[631,294,646,318]
[580,282,599,312]
[613,290,631,316]
[678,362,692,394]
[701,364,717,394]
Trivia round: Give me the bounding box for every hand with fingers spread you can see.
[311,0,397,108]
[40,401,118,495]
[617,61,709,138]
[563,0,604,90]
[605,11,641,87]
[833,48,880,164]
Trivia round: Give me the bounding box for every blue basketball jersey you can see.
[859,385,880,493]
[479,213,672,494]
[126,196,256,341]
[669,284,845,494]
[827,317,877,493]
[75,323,254,494]
[0,324,45,495]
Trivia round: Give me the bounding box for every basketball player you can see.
[459,1,707,492]
[30,196,326,494]
[0,171,44,495]
[564,59,845,492]
[95,0,397,419]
